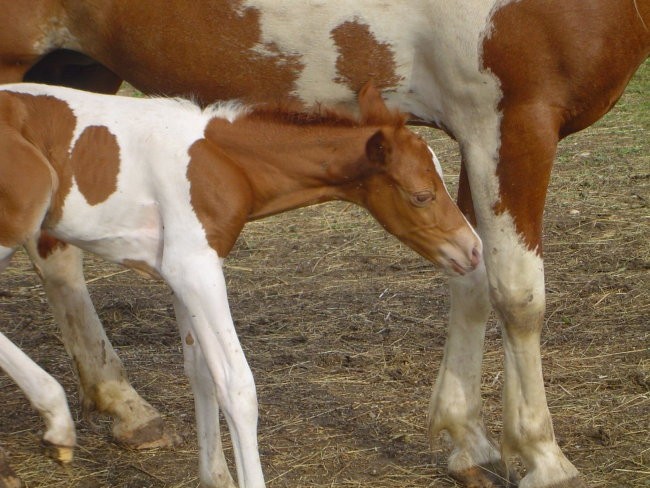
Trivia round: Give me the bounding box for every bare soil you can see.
[0,62,648,487]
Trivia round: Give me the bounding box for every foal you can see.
[0,82,479,487]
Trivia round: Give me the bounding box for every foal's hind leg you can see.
[0,128,75,464]
[0,328,76,463]
[24,239,178,449]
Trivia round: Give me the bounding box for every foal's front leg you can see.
[163,253,264,488]
[172,295,236,488]
[24,237,175,449]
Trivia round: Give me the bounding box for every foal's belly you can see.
[50,198,164,272]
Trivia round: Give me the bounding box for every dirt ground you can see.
[0,62,648,488]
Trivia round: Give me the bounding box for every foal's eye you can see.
[410,190,434,207]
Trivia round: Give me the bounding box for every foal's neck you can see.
[204,114,377,220]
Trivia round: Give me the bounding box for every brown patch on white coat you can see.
[331,20,403,92]
[70,125,120,206]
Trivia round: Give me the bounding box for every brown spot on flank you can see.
[0,93,77,247]
[331,21,402,92]
[185,333,195,346]
[70,125,120,205]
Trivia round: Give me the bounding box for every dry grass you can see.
[0,60,648,487]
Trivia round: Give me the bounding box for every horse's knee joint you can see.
[490,282,545,329]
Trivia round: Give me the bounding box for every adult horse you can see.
[1,1,648,487]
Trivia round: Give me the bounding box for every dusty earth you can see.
[0,62,647,487]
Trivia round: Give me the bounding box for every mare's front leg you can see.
[173,295,236,488]
[435,105,583,488]
[428,257,518,487]
[429,158,517,487]
[24,237,176,449]
[162,252,264,488]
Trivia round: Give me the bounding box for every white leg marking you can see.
[479,208,580,487]
[454,79,581,483]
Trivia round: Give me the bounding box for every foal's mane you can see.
[246,101,359,127]
[245,101,406,128]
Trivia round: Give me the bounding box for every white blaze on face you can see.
[427,146,445,186]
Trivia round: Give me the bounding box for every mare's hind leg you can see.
[24,238,178,449]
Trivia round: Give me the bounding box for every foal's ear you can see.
[366,130,390,165]
[359,81,394,125]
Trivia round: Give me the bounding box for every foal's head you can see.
[346,83,481,276]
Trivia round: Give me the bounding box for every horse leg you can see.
[0,120,75,462]
[23,239,177,449]
[0,329,76,464]
[429,260,519,486]
[428,159,518,486]
[464,105,583,488]
[173,295,236,488]
[163,252,264,488]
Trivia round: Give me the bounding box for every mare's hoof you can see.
[41,441,74,464]
[114,417,182,450]
[451,460,520,487]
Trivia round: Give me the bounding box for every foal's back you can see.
[0,84,241,262]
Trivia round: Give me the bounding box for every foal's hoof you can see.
[114,417,182,450]
[41,441,74,464]
[451,460,520,487]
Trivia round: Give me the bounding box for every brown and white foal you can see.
[0,82,479,488]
